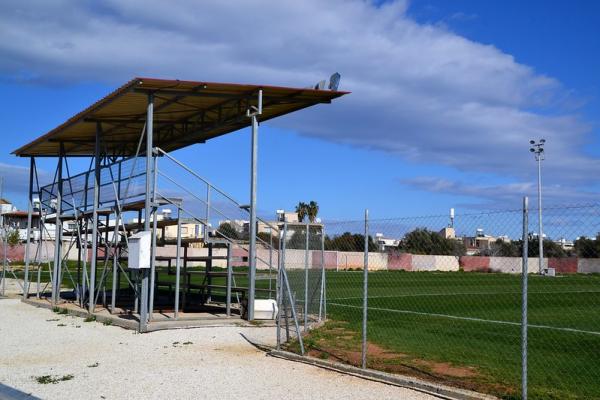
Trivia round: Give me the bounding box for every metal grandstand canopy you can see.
[13,77,349,157]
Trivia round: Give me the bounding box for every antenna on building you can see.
[450,208,455,228]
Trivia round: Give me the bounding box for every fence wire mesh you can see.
[277,222,325,350]
[277,203,600,400]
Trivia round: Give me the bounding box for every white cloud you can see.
[0,162,52,204]
[402,176,600,208]
[0,0,597,198]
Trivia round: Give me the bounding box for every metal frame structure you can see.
[12,77,346,332]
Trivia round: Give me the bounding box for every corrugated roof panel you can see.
[13,77,348,157]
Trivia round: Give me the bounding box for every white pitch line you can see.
[330,289,600,301]
[328,302,600,336]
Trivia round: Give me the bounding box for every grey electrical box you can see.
[128,231,151,269]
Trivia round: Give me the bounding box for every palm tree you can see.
[295,202,308,223]
[307,201,319,223]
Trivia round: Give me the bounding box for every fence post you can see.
[304,222,309,331]
[362,209,369,369]
[319,225,326,321]
[521,196,529,400]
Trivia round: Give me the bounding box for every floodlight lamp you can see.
[530,148,535,152]
[529,140,535,145]
[328,72,341,91]
[540,139,546,144]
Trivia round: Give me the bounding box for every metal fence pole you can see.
[521,196,529,400]
[318,225,325,321]
[247,89,262,321]
[174,204,182,319]
[276,228,283,350]
[362,209,369,369]
[1,233,6,297]
[304,222,309,331]
[226,242,232,316]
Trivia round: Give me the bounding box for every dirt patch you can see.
[296,321,517,398]
[414,360,477,378]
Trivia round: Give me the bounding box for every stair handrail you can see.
[154,146,280,233]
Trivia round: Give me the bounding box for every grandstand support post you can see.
[89,125,101,314]
[140,93,153,332]
[81,171,89,307]
[521,197,529,400]
[23,157,35,299]
[246,89,262,321]
[51,146,64,307]
[111,212,119,313]
[361,209,369,369]
[174,204,182,319]
[304,222,309,331]
[148,153,158,321]
[318,225,325,321]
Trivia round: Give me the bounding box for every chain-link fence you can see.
[277,222,326,352]
[278,200,600,400]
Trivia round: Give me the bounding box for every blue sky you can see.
[0,0,599,222]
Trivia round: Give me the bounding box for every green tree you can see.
[574,235,600,258]
[295,202,308,223]
[479,239,521,257]
[324,232,377,252]
[527,236,568,258]
[307,201,319,223]
[216,222,240,240]
[6,229,20,247]
[399,228,466,256]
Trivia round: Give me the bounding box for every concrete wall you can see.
[577,258,600,274]
[460,256,490,272]
[7,241,600,275]
[388,252,412,271]
[412,255,460,272]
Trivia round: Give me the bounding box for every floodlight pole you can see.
[530,139,545,274]
[246,90,262,321]
[536,154,543,274]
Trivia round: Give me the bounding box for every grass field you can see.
[295,271,600,400]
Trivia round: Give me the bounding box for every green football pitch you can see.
[312,271,600,399]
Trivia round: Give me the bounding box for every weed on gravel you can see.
[34,374,74,384]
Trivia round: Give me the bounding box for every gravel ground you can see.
[0,296,435,400]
